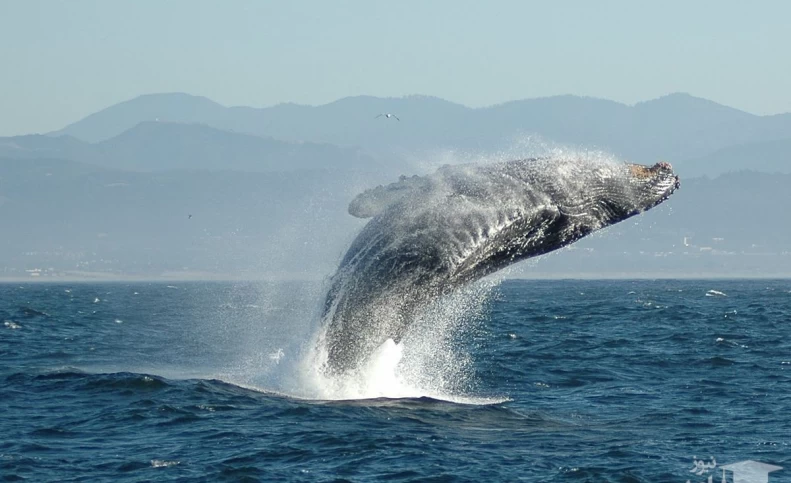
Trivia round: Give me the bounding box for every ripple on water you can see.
[1,280,790,482]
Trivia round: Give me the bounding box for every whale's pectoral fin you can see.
[348,174,432,218]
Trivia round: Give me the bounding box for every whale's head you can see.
[427,157,681,281]
[346,157,679,283]
[557,160,680,224]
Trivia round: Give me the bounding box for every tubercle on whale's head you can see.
[628,161,678,185]
[624,161,680,210]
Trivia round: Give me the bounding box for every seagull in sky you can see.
[375,113,400,121]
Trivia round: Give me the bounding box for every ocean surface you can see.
[1,279,789,482]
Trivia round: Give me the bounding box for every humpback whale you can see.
[321,157,680,374]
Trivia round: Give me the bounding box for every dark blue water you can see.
[1,280,789,482]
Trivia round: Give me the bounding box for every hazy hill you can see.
[679,138,791,178]
[50,92,791,166]
[1,122,382,173]
[0,133,95,161]
[49,93,228,143]
[0,157,374,278]
[3,156,791,279]
[97,121,378,172]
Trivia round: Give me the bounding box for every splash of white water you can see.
[226,143,646,404]
[282,278,503,404]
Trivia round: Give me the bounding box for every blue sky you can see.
[1,0,789,136]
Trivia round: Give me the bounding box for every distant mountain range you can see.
[2,91,791,279]
[0,122,379,173]
[43,92,791,176]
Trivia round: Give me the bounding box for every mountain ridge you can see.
[1,121,382,173]
[47,92,791,164]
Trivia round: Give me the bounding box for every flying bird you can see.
[375,113,400,121]
[188,214,192,219]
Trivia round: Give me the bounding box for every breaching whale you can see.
[320,157,680,374]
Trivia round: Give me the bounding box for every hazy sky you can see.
[2,0,789,136]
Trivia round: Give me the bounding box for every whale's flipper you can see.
[348,174,433,218]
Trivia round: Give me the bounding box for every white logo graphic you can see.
[685,457,782,483]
